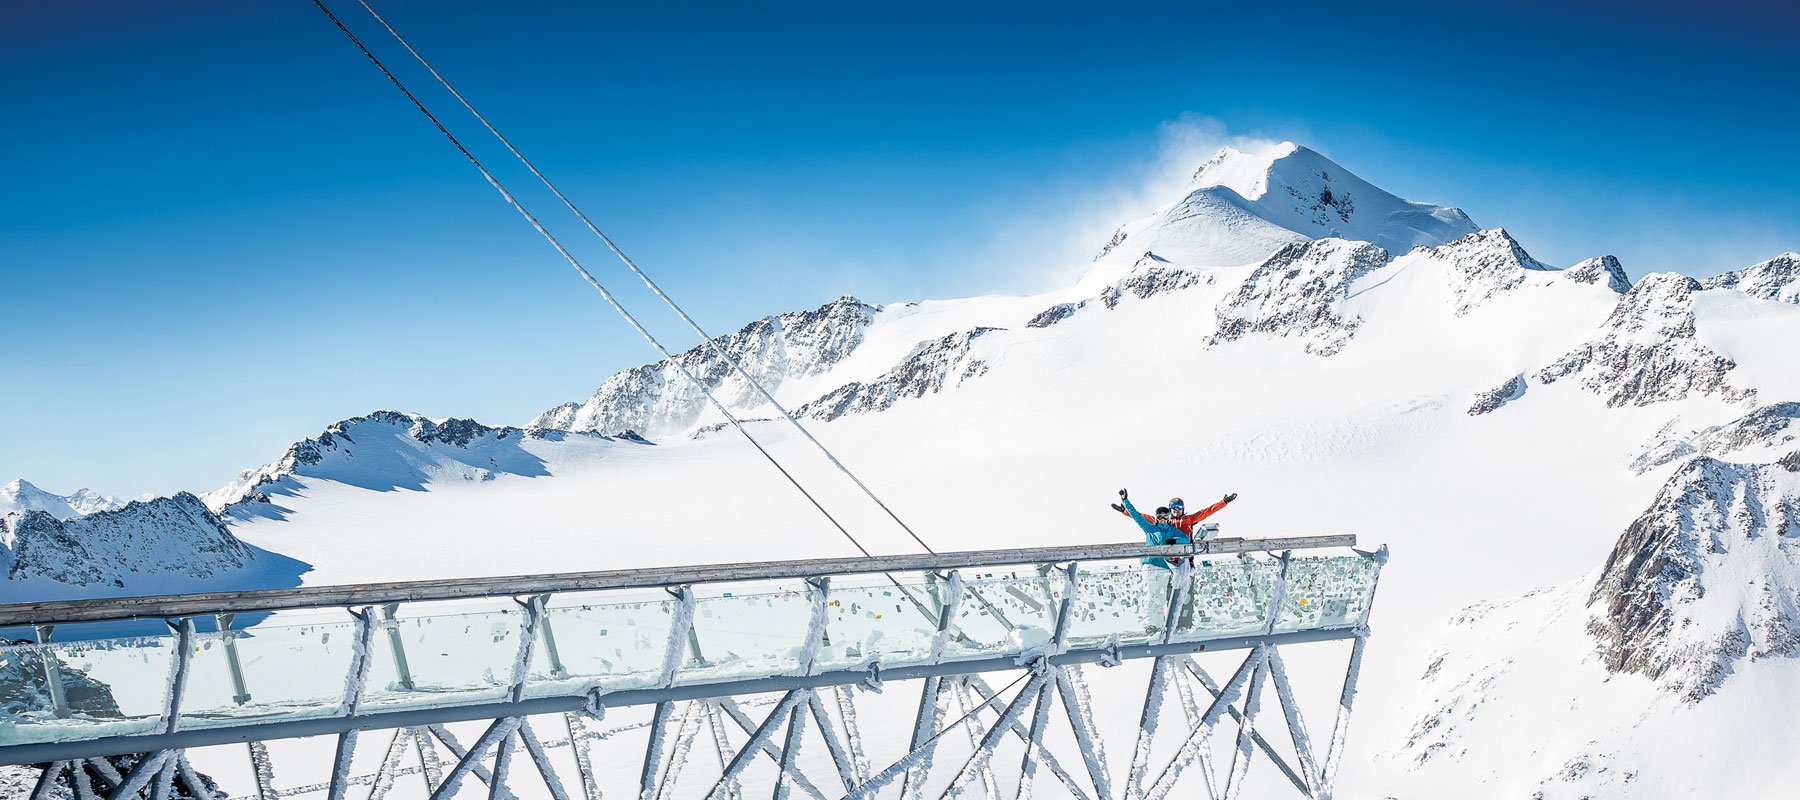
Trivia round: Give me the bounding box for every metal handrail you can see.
[0,535,1355,626]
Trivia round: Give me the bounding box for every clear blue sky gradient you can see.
[3,0,1797,498]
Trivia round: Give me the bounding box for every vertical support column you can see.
[510,595,549,703]
[381,603,417,692]
[160,618,197,734]
[1263,551,1293,636]
[901,570,962,800]
[643,586,697,800]
[329,606,379,800]
[1316,632,1368,800]
[30,624,69,720]
[1265,648,1320,797]
[1128,558,1193,800]
[797,577,830,677]
[215,613,251,705]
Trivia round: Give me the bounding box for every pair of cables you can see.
[311,0,939,565]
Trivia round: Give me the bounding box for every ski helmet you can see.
[1168,497,1185,513]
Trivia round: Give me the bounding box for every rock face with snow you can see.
[1630,402,1800,474]
[1210,238,1391,355]
[1467,375,1527,416]
[1565,255,1634,294]
[1588,456,1800,700]
[1535,273,1751,407]
[204,410,627,520]
[1700,252,1800,304]
[1413,228,1563,316]
[1,493,255,589]
[532,296,878,437]
[798,328,1000,421]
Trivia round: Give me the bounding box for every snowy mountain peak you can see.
[1565,255,1634,294]
[1092,141,1478,275]
[1,479,125,521]
[1700,252,1800,304]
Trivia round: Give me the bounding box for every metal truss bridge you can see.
[0,536,1384,800]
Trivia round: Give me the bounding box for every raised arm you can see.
[1180,493,1237,526]
[1119,495,1157,534]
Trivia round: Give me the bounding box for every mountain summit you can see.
[1091,142,1478,274]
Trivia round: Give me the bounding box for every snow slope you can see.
[15,140,1800,798]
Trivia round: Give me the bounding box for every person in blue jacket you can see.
[1117,488,1190,569]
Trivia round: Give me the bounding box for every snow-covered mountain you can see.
[14,139,1800,797]
[0,479,125,521]
[0,493,307,603]
[1088,141,1477,274]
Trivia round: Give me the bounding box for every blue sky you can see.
[3,0,1797,498]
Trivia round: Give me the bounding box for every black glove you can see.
[1110,503,1125,513]
[1119,488,1128,499]
[1224,493,1238,503]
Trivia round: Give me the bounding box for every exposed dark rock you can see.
[1468,375,1527,416]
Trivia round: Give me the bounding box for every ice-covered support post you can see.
[429,717,523,800]
[510,595,548,703]
[1220,653,1268,800]
[1045,564,1114,800]
[160,618,198,735]
[215,613,252,705]
[1126,558,1195,800]
[30,624,70,720]
[1143,646,1263,800]
[1265,649,1320,797]
[27,760,65,800]
[1017,563,1078,800]
[938,672,1051,798]
[329,606,379,800]
[641,586,698,800]
[797,577,831,677]
[705,690,807,800]
[1315,544,1386,800]
[536,599,569,680]
[380,603,417,692]
[901,570,964,800]
[1263,551,1292,636]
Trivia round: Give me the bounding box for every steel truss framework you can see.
[4,540,1385,800]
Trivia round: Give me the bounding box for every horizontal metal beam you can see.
[0,536,1355,626]
[0,626,1361,766]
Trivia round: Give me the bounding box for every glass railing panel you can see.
[816,572,944,672]
[361,602,524,712]
[943,568,1061,660]
[677,581,814,684]
[1272,555,1379,632]
[1064,563,1168,648]
[0,626,177,746]
[178,610,359,730]
[1172,555,1281,641]
[525,591,676,698]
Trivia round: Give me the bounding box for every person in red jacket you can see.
[1111,491,1237,540]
